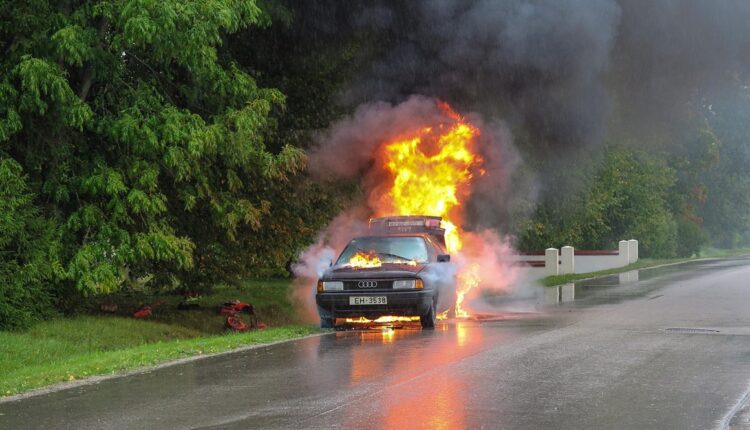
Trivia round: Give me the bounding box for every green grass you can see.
[540,248,750,287]
[540,258,684,287]
[699,247,750,258]
[0,279,321,397]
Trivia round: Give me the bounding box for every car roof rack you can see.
[368,216,446,247]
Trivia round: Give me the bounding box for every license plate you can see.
[349,296,387,305]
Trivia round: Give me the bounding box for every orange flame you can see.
[376,102,483,317]
[455,263,480,318]
[345,316,421,324]
[348,251,382,269]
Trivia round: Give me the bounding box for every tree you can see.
[702,86,750,248]
[0,0,303,301]
[0,158,60,329]
[518,146,679,258]
[575,147,678,257]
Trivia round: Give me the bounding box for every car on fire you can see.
[316,216,456,329]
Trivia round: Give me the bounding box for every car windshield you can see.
[336,236,429,265]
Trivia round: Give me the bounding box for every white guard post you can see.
[628,239,639,263]
[545,248,559,276]
[560,246,575,274]
[619,240,630,266]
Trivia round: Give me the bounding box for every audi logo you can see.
[357,280,378,288]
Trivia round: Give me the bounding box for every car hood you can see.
[323,263,425,280]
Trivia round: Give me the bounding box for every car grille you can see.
[343,280,394,290]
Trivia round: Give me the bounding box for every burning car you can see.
[316,216,455,329]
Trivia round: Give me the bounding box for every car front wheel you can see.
[320,317,334,329]
[318,306,335,329]
[420,302,436,329]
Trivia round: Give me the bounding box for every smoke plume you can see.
[290,0,750,317]
[297,96,523,317]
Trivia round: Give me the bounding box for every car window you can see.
[337,236,430,265]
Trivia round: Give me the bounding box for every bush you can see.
[0,158,59,330]
[675,218,707,257]
[517,146,680,257]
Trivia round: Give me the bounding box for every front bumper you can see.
[316,290,435,318]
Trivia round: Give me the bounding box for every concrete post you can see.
[560,246,575,274]
[545,248,559,276]
[619,240,630,267]
[628,239,639,263]
[560,283,575,302]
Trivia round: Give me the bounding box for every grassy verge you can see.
[540,258,686,287]
[89,279,308,333]
[540,248,750,287]
[699,247,750,258]
[0,279,320,397]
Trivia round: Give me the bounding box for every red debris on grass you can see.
[132,306,152,319]
[225,315,249,331]
[219,300,255,316]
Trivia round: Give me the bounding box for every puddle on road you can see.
[541,270,640,305]
[486,256,750,310]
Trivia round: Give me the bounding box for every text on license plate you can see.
[350,296,387,305]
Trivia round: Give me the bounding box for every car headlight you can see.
[393,279,423,289]
[321,281,343,291]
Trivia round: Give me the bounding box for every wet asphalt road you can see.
[4,258,750,429]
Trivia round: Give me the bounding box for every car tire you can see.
[420,302,436,329]
[318,306,335,329]
[320,317,334,329]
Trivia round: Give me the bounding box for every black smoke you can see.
[344,0,620,150]
[294,0,750,146]
[295,0,750,231]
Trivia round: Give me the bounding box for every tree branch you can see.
[78,18,110,102]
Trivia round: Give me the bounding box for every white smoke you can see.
[290,208,370,321]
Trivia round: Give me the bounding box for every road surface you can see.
[3,258,750,429]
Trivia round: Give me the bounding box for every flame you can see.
[345,316,421,324]
[348,251,382,268]
[455,263,480,318]
[381,120,480,253]
[376,103,483,317]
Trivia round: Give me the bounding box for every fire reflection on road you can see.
[382,374,467,430]
[331,321,485,429]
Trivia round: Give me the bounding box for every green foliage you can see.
[578,147,677,257]
[0,0,336,320]
[702,87,750,248]
[516,94,750,257]
[675,217,707,258]
[0,158,60,329]
[519,146,679,258]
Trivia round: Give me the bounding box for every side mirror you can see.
[437,254,450,263]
